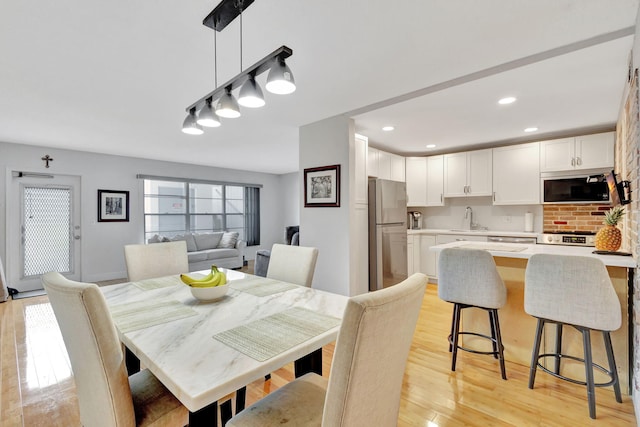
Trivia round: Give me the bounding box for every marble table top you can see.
[101,269,349,412]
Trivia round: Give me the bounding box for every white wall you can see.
[299,116,352,295]
[278,171,300,235]
[0,141,287,283]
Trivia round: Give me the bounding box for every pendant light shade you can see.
[182,109,204,135]
[238,76,265,108]
[266,58,296,95]
[216,89,241,118]
[196,99,221,127]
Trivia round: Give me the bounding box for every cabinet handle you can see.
[577,157,582,166]
[440,193,443,203]
[571,157,575,166]
[493,192,496,202]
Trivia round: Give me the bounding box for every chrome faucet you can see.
[464,206,473,230]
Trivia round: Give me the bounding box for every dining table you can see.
[100,268,349,426]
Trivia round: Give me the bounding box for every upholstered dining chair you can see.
[226,272,428,427]
[266,243,318,287]
[42,271,188,427]
[124,241,189,281]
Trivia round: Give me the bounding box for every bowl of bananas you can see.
[180,265,229,302]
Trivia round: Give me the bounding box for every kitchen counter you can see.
[429,240,635,394]
[409,228,540,239]
[430,240,636,268]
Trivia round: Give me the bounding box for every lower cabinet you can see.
[408,234,437,280]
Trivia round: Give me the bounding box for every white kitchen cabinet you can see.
[540,132,614,172]
[419,235,437,278]
[378,150,392,179]
[367,147,379,177]
[444,149,492,197]
[426,155,444,206]
[493,142,540,205]
[354,134,368,204]
[390,154,405,182]
[407,234,415,275]
[406,157,427,206]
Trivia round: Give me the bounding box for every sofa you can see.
[148,231,246,271]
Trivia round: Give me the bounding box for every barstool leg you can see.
[582,329,596,419]
[529,318,545,389]
[489,310,498,359]
[603,331,622,403]
[450,303,462,372]
[554,323,563,375]
[490,309,507,380]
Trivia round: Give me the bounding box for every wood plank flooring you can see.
[0,280,635,426]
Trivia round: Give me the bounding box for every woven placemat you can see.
[110,299,198,333]
[132,275,187,291]
[230,277,299,296]
[213,307,341,361]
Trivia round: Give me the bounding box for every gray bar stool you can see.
[438,247,507,379]
[524,254,622,419]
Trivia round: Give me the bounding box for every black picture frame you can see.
[98,189,130,222]
[304,164,340,207]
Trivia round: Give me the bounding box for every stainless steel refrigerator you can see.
[368,178,408,291]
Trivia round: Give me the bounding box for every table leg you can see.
[125,347,140,375]
[189,401,218,427]
[294,348,322,377]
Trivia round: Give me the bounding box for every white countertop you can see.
[429,241,636,268]
[408,228,540,238]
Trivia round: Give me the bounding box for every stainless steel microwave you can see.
[542,176,610,203]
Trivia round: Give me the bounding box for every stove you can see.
[539,231,596,247]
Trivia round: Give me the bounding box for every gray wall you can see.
[0,141,290,283]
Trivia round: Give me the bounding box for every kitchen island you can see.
[430,241,635,394]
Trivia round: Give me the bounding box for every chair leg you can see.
[554,323,563,375]
[582,329,596,419]
[235,386,246,413]
[489,310,498,359]
[219,399,233,426]
[603,331,622,403]
[450,303,462,372]
[448,305,456,353]
[490,309,507,380]
[529,318,544,389]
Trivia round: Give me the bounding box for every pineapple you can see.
[594,206,625,251]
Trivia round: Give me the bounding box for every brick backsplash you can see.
[543,204,611,233]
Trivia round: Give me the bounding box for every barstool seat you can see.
[524,254,623,419]
[437,248,507,380]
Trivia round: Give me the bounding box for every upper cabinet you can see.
[443,149,492,197]
[493,142,540,205]
[354,134,368,205]
[539,132,614,172]
[368,147,405,182]
[406,155,444,207]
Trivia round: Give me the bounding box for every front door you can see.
[8,173,81,292]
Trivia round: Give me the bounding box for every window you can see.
[142,178,260,245]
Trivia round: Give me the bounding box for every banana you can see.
[180,265,216,286]
[186,265,227,288]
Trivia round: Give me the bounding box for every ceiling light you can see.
[265,57,296,95]
[238,75,265,108]
[498,96,517,105]
[524,127,538,132]
[216,89,241,118]
[196,99,221,127]
[382,126,395,131]
[182,108,204,135]
[426,144,436,149]
[183,0,295,134]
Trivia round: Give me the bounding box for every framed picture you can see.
[304,164,340,207]
[98,189,130,222]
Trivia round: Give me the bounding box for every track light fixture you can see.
[183,0,295,135]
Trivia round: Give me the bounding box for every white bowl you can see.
[189,283,229,302]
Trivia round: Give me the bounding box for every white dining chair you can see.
[266,243,318,287]
[42,271,189,427]
[227,272,428,427]
[124,241,189,281]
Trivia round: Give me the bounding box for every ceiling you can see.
[1,1,638,175]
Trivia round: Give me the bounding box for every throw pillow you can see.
[218,232,239,249]
[183,233,197,252]
[194,232,224,250]
[147,234,161,244]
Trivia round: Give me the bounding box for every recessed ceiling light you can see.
[426,144,436,149]
[498,96,517,105]
[524,127,538,132]
[382,126,395,131]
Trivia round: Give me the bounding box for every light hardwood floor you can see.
[0,277,636,426]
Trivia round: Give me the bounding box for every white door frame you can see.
[6,171,81,292]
